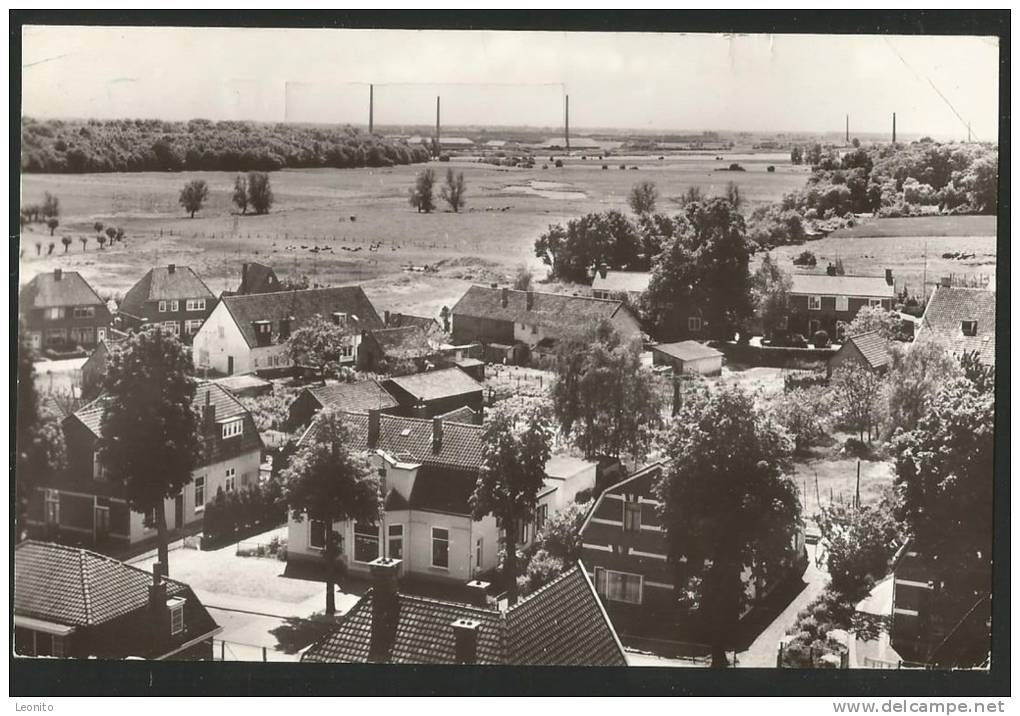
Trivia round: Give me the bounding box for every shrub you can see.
[793,250,817,267]
[554,159,563,168]
[812,330,830,348]
[767,165,776,173]
[439,154,451,162]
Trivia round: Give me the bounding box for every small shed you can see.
[651,341,724,376]
[211,373,274,398]
[828,331,892,378]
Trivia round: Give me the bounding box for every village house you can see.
[25,381,262,555]
[579,463,806,639]
[300,558,626,665]
[357,326,437,373]
[383,309,443,334]
[117,264,216,345]
[191,285,384,376]
[590,270,651,302]
[234,261,284,295]
[14,541,220,660]
[787,272,897,340]
[450,285,642,361]
[915,282,996,366]
[827,331,893,377]
[651,341,724,376]
[287,379,400,431]
[19,269,112,354]
[524,455,598,549]
[381,367,485,419]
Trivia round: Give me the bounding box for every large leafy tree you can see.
[628,180,658,215]
[409,168,436,213]
[100,327,200,572]
[471,402,554,606]
[440,168,467,212]
[643,198,754,341]
[287,313,354,381]
[550,319,662,461]
[247,172,274,215]
[654,384,800,666]
[534,210,646,284]
[178,179,209,218]
[846,304,901,341]
[282,408,380,614]
[882,339,962,437]
[752,253,792,340]
[817,493,903,598]
[830,361,883,441]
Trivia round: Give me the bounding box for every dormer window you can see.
[252,320,272,347]
[221,418,243,438]
[961,320,978,337]
[167,597,186,635]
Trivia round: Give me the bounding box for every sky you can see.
[21,27,1000,139]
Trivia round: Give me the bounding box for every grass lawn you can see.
[829,215,996,238]
[791,432,895,521]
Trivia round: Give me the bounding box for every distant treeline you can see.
[21,117,432,173]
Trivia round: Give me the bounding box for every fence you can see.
[485,364,553,400]
[213,639,299,662]
[620,633,735,666]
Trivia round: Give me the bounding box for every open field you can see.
[829,214,996,238]
[19,155,808,315]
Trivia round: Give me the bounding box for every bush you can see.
[812,330,830,348]
[767,165,776,173]
[202,476,287,546]
[602,164,608,170]
[768,386,828,454]
[439,154,451,162]
[554,159,563,168]
[793,250,817,267]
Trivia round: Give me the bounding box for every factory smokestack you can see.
[435,96,441,158]
[845,114,849,144]
[369,84,374,135]
[892,112,897,144]
[565,94,570,152]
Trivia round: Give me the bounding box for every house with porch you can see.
[25,381,262,555]
[191,285,384,376]
[19,269,112,354]
[14,541,220,660]
[117,264,216,345]
[787,272,896,340]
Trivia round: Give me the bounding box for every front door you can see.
[174,494,184,529]
[227,356,234,375]
[94,506,110,540]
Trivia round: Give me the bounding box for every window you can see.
[185,319,204,335]
[168,599,185,635]
[158,301,167,313]
[171,300,180,312]
[224,468,236,493]
[92,451,106,481]
[835,295,849,312]
[194,476,206,511]
[475,537,484,570]
[388,524,403,560]
[73,305,95,318]
[44,490,60,525]
[431,527,450,569]
[339,343,354,359]
[217,325,225,339]
[309,520,326,550]
[594,567,643,605]
[186,298,206,312]
[222,419,243,439]
[45,307,64,321]
[94,506,110,536]
[535,504,549,531]
[162,320,179,335]
[354,521,380,563]
[623,496,642,532]
[869,299,884,308]
[687,316,702,332]
[961,320,978,337]
[808,295,822,311]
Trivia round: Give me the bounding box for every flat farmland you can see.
[19,154,808,316]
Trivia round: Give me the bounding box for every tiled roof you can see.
[220,286,383,348]
[14,541,191,626]
[653,340,723,362]
[20,271,106,309]
[306,380,399,414]
[451,286,630,332]
[918,286,996,365]
[790,274,895,298]
[238,262,283,295]
[368,326,434,360]
[302,411,483,471]
[385,313,439,331]
[591,271,652,294]
[120,266,214,314]
[544,454,594,480]
[844,331,892,370]
[435,406,478,424]
[408,465,478,514]
[301,565,626,665]
[384,367,483,403]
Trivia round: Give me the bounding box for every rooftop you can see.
[368,326,434,360]
[918,286,996,365]
[591,270,652,294]
[452,285,631,332]
[120,265,214,314]
[385,367,483,402]
[653,340,723,362]
[20,270,106,309]
[545,454,595,480]
[305,380,399,414]
[790,274,896,299]
[843,331,892,370]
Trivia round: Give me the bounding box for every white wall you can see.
[192,302,250,375]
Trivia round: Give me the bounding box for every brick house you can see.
[14,541,219,659]
[118,264,215,345]
[192,286,384,376]
[787,272,896,340]
[301,558,626,665]
[19,269,112,354]
[25,381,262,555]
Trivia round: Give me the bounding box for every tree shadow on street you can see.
[269,613,340,655]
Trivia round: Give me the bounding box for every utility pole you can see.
[564,94,570,152]
[892,112,897,144]
[846,114,850,144]
[368,84,374,135]
[435,96,441,158]
[968,122,972,143]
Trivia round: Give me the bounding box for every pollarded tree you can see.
[93,221,104,235]
[61,236,72,253]
[99,326,201,572]
[409,168,436,213]
[232,175,249,215]
[179,179,209,218]
[440,168,467,212]
[282,408,380,614]
[47,218,59,236]
[654,384,800,667]
[471,401,554,606]
[106,227,117,244]
[629,180,658,215]
[286,313,353,381]
[42,192,60,219]
[550,319,662,462]
[247,172,274,215]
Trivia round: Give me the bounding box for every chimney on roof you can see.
[452,618,482,664]
[501,287,508,308]
[241,263,249,291]
[940,276,951,288]
[148,562,168,655]
[53,268,62,281]
[885,268,894,286]
[465,579,491,608]
[368,408,381,450]
[432,417,443,453]
[384,310,391,325]
[368,557,402,663]
[203,390,216,431]
[526,291,534,311]
[168,264,176,274]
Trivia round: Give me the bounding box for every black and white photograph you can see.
[10,11,1008,701]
